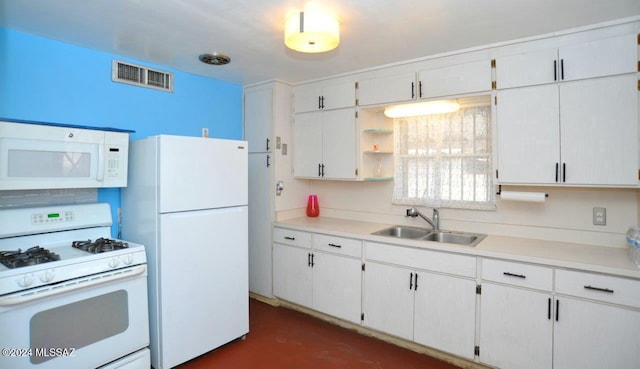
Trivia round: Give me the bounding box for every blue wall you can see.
[0,27,243,235]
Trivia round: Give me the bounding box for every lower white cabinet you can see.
[479,259,640,369]
[479,283,553,369]
[363,242,477,359]
[272,228,363,324]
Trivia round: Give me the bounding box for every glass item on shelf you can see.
[374,159,383,177]
[306,195,319,217]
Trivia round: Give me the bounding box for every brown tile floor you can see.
[176,298,461,369]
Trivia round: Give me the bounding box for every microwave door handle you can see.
[97,144,105,182]
[0,265,146,306]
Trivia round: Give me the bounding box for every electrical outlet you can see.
[276,136,281,149]
[202,128,209,138]
[593,207,606,226]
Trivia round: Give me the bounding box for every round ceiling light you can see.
[284,11,340,53]
[199,53,231,65]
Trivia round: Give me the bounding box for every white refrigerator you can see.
[121,135,249,369]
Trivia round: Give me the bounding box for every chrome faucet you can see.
[406,207,439,231]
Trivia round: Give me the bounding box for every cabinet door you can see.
[559,34,637,81]
[244,87,273,153]
[322,81,356,110]
[553,297,640,369]
[358,72,416,106]
[312,252,362,324]
[496,84,560,184]
[248,154,273,297]
[413,273,476,359]
[273,243,313,308]
[418,60,492,99]
[479,283,553,369]
[322,108,357,179]
[495,48,558,89]
[293,112,323,178]
[294,83,323,113]
[559,75,638,185]
[363,262,415,340]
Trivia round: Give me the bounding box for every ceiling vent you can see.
[112,60,173,92]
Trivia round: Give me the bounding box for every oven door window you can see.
[30,290,129,364]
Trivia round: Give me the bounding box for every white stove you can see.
[0,203,150,369]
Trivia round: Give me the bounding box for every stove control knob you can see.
[108,257,120,269]
[39,270,55,283]
[17,274,34,288]
[123,254,134,265]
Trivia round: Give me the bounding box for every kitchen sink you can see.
[371,225,431,239]
[372,226,486,247]
[421,231,486,246]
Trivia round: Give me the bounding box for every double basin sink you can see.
[372,226,486,247]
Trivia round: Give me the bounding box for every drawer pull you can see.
[584,285,614,294]
[328,243,342,248]
[284,236,296,241]
[503,272,526,279]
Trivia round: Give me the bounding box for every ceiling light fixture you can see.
[284,10,340,53]
[384,100,461,118]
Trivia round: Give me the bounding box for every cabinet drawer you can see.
[365,242,476,278]
[555,269,640,308]
[482,259,553,291]
[313,234,362,258]
[273,227,311,249]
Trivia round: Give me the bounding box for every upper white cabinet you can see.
[358,59,492,106]
[417,60,492,99]
[244,87,273,153]
[293,108,357,180]
[294,80,356,113]
[495,34,638,89]
[358,72,417,106]
[497,73,638,186]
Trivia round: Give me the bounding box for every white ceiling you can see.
[1,0,639,86]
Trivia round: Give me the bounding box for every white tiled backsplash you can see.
[0,189,98,209]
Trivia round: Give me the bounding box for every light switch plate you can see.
[281,143,287,155]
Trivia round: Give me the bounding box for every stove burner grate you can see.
[0,246,61,269]
[72,237,129,254]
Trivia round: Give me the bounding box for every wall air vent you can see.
[112,60,173,92]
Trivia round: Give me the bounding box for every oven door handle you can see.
[0,265,146,306]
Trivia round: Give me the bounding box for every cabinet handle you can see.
[419,81,423,98]
[562,163,566,182]
[321,96,325,109]
[503,272,526,279]
[556,299,559,321]
[555,163,559,182]
[548,298,551,320]
[266,155,270,168]
[318,164,322,177]
[321,164,325,177]
[409,272,414,290]
[308,253,312,267]
[284,236,295,240]
[311,253,315,267]
[411,82,415,99]
[584,285,614,294]
[554,60,557,81]
[318,96,322,109]
[328,243,342,248]
[266,138,270,151]
[560,59,564,80]
[414,273,418,291]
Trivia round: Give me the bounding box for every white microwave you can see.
[0,120,130,190]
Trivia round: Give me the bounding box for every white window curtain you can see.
[392,105,495,210]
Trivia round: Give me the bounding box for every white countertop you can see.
[274,216,640,279]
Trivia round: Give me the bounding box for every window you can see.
[392,101,495,210]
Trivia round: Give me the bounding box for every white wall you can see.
[293,179,638,248]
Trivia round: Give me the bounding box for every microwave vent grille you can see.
[112,60,173,92]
